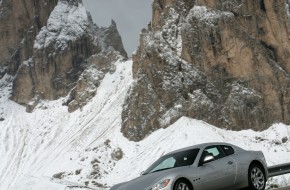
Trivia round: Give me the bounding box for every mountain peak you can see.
[122,0,290,141]
[0,0,127,112]
[111,19,117,27]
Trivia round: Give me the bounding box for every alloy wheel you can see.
[250,166,265,190]
[176,182,190,190]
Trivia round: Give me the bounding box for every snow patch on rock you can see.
[286,0,290,18]
[34,1,90,50]
[187,6,234,26]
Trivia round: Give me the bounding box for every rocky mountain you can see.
[122,0,290,141]
[2,0,289,142]
[0,0,127,112]
[0,0,290,189]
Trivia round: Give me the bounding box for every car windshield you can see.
[143,148,199,175]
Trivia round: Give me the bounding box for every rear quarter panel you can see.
[232,150,268,188]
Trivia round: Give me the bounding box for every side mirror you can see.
[140,171,144,175]
[202,155,214,165]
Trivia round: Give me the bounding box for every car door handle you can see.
[228,161,233,165]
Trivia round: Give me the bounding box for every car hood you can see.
[113,167,189,190]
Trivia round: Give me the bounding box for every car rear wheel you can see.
[174,179,193,190]
[248,164,266,190]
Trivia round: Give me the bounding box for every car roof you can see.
[164,142,244,156]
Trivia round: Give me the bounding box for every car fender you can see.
[110,182,127,190]
[171,176,194,188]
[247,151,268,179]
[170,171,199,190]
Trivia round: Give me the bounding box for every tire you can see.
[174,179,193,190]
[248,164,266,190]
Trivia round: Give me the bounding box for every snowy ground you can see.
[0,60,290,190]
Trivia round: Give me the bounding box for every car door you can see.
[197,145,237,190]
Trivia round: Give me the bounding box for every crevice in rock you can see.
[260,41,277,62]
[156,0,164,10]
[279,90,285,121]
[259,0,266,12]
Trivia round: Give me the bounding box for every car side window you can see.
[221,145,235,156]
[205,146,225,159]
[199,145,226,165]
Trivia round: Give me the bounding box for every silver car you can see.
[110,142,268,190]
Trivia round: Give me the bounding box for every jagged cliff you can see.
[0,0,127,112]
[122,0,290,141]
[0,0,58,75]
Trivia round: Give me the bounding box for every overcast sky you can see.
[83,0,152,56]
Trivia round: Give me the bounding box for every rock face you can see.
[122,0,290,141]
[0,0,127,111]
[0,0,58,76]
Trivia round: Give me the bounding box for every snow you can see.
[34,1,90,50]
[187,6,234,26]
[287,0,290,18]
[0,59,290,189]
[0,60,133,189]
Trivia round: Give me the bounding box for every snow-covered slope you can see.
[0,60,133,190]
[0,60,290,189]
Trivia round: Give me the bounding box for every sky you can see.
[83,0,152,56]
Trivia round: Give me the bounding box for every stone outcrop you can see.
[0,0,127,111]
[64,20,127,112]
[122,0,290,141]
[65,48,123,112]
